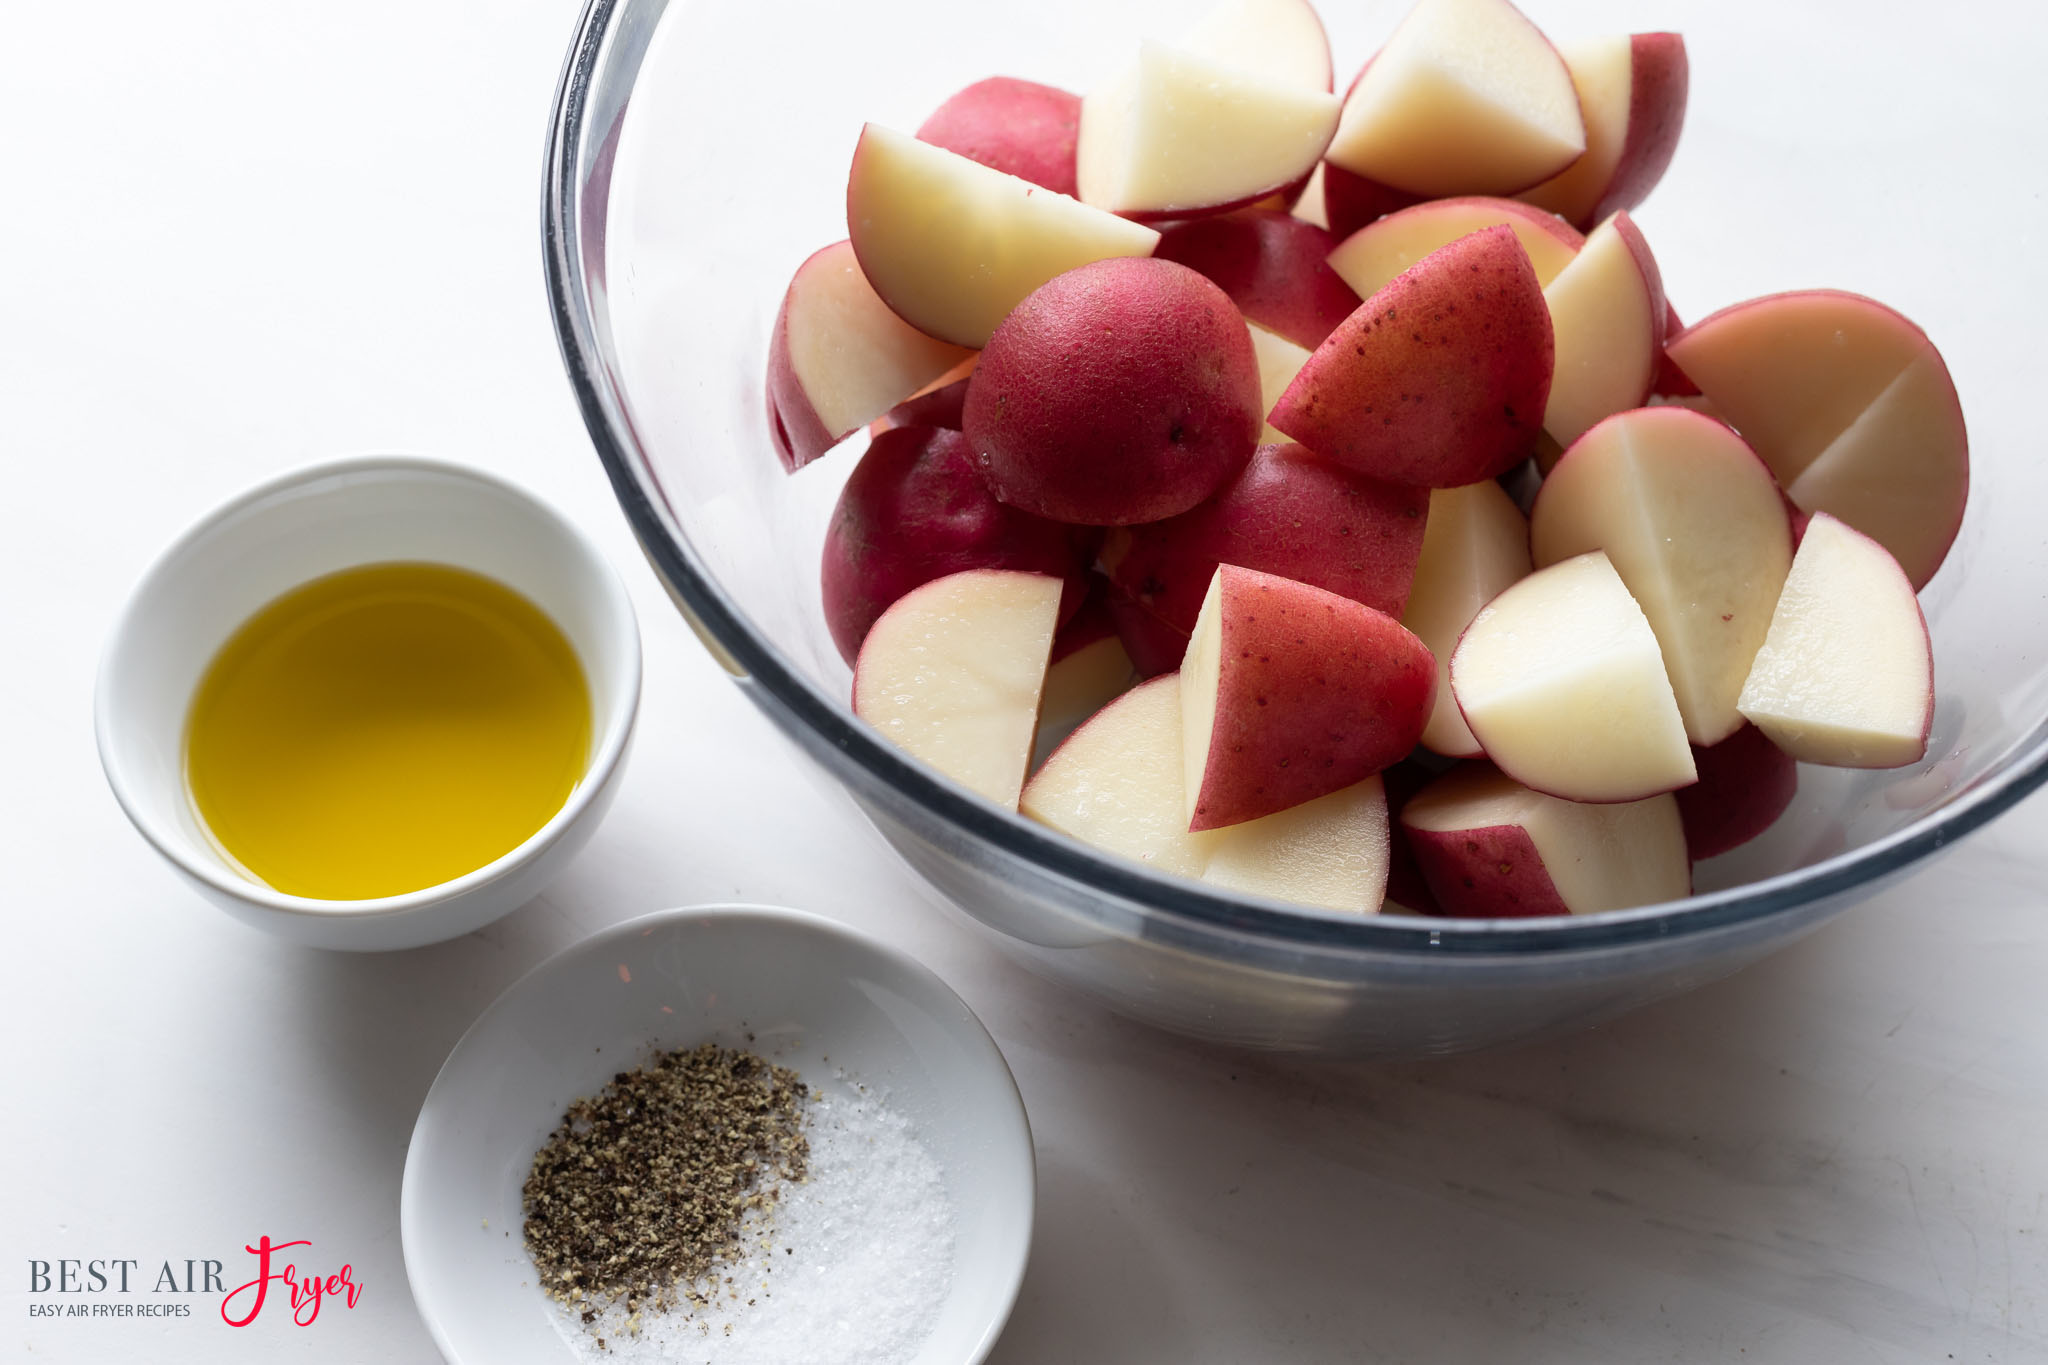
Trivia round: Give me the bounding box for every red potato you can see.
[1401,479,1533,757]
[1651,304,1699,398]
[1180,566,1436,830]
[1677,723,1798,861]
[1665,290,1968,589]
[1311,59,1424,239]
[1736,513,1934,769]
[765,241,975,472]
[852,570,1063,809]
[846,125,1160,349]
[1531,406,1792,747]
[1277,167,1327,227]
[1049,584,1119,660]
[964,257,1262,525]
[1153,211,1361,350]
[1402,762,1691,918]
[1022,673,1225,885]
[1064,0,1333,224]
[871,368,973,437]
[1320,161,1423,240]
[1451,550,1697,803]
[1247,326,1313,443]
[1037,590,1141,753]
[1378,760,1444,914]
[1104,588,1191,679]
[1324,0,1585,199]
[1326,195,1585,301]
[1077,48,1340,222]
[1498,453,1545,510]
[1099,442,1430,637]
[1291,162,1330,227]
[917,77,1081,198]
[1022,675,1391,912]
[1182,0,1335,93]
[1540,211,1667,447]
[1270,224,1554,487]
[821,425,1088,663]
[1517,33,1689,229]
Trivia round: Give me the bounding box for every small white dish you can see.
[400,904,1035,1365]
[94,454,641,951]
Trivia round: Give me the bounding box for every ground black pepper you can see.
[522,1043,809,1324]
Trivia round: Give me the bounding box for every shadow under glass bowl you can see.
[542,0,2048,1055]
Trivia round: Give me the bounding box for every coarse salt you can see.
[548,1076,955,1365]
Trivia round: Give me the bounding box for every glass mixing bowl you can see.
[541,0,2048,1054]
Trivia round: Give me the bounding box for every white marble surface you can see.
[3,0,2046,1361]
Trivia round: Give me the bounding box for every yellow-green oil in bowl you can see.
[183,562,592,900]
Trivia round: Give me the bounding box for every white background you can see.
[4,0,2047,1361]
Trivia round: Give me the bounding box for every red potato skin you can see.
[821,425,1089,663]
[1609,212,1667,340]
[1099,443,1430,636]
[1403,819,1572,918]
[1270,225,1554,487]
[1120,173,1329,228]
[1651,303,1700,398]
[1153,211,1362,350]
[1321,161,1423,241]
[1049,585,1119,665]
[764,284,840,473]
[1188,567,1435,830]
[879,373,972,433]
[1676,722,1798,861]
[1379,760,1444,914]
[1104,588,1191,678]
[916,77,1080,198]
[965,257,1262,525]
[1588,34,1689,226]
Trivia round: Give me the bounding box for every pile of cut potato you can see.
[765,0,1967,918]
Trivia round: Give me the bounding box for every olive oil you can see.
[184,562,592,900]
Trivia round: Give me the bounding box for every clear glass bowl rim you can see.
[539,0,2048,959]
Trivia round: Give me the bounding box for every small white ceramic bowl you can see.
[94,455,641,951]
[401,904,1035,1365]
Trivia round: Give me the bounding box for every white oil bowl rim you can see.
[399,901,1037,1365]
[93,452,642,921]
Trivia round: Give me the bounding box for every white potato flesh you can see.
[1401,480,1533,757]
[1247,323,1311,443]
[1532,407,1790,745]
[784,241,973,437]
[1326,198,1580,300]
[1023,675,1388,911]
[1541,214,1662,446]
[1182,0,1334,91]
[1450,551,1696,801]
[847,124,1159,348]
[1783,355,1968,592]
[1037,635,1138,762]
[1737,513,1932,768]
[1078,43,1340,217]
[1201,777,1388,912]
[1664,290,1968,588]
[853,570,1062,808]
[1179,581,1226,826]
[1516,35,1633,222]
[1324,0,1585,197]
